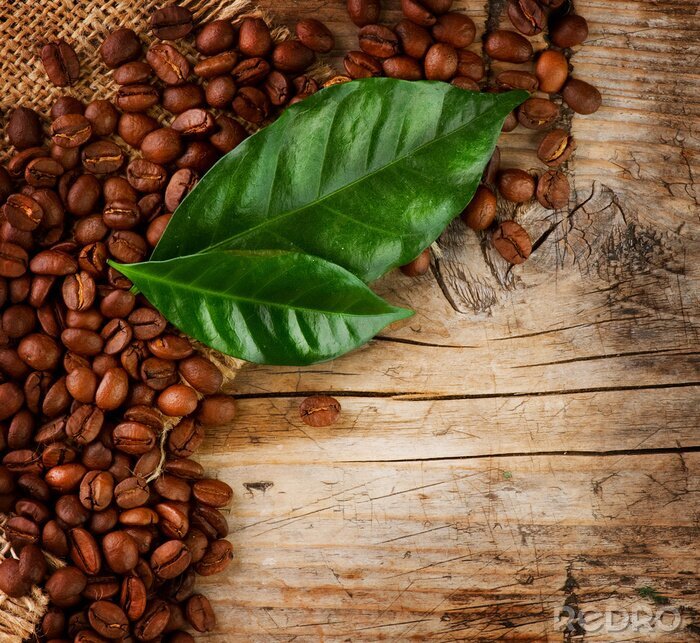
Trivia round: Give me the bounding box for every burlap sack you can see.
[0,1,333,638]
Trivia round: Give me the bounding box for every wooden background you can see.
[195,0,700,640]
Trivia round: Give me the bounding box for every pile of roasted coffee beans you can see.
[345,0,600,272]
[0,3,345,641]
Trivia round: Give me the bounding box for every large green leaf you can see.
[110,251,412,365]
[152,79,527,282]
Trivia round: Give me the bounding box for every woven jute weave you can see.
[0,0,334,638]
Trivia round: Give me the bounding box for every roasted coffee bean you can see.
[358,25,400,58]
[484,30,533,63]
[153,472,191,503]
[3,449,42,475]
[507,0,545,36]
[550,14,589,48]
[51,114,92,148]
[31,249,77,276]
[535,49,569,93]
[102,530,139,574]
[232,87,270,124]
[151,4,193,40]
[402,0,436,26]
[41,39,80,87]
[129,307,167,340]
[163,83,205,114]
[347,0,380,26]
[3,303,35,339]
[5,515,40,548]
[178,355,222,394]
[118,113,159,148]
[82,141,125,174]
[51,95,85,119]
[193,50,238,78]
[423,0,453,12]
[195,539,233,576]
[197,394,236,426]
[0,558,31,597]
[19,544,47,585]
[157,383,198,417]
[147,335,192,361]
[25,157,65,187]
[517,97,559,129]
[140,356,177,390]
[151,539,192,579]
[461,185,497,231]
[42,377,70,416]
[272,40,315,73]
[16,497,50,524]
[231,57,271,86]
[127,159,168,193]
[497,70,539,92]
[424,43,458,81]
[193,479,233,508]
[455,49,484,81]
[432,12,475,48]
[168,417,203,458]
[3,193,44,231]
[79,242,108,276]
[87,600,129,639]
[46,566,86,607]
[155,502,189,539]
[51,142,81,170]
[99,28,142,68]
[171,108,217,138]
[538,128,576,166]
[196,19,237,55]
[113,60,153,85]
[146,213,171,246]
[186,593,216,632]
[95,367,129,410]
[79,470,114,512]
[7,148,48,181]
[135,599,170,640]
[120,575,148,621]
[84,100,119,137]
[65,367,97,403]
[141,127,183,164]
[296,18,335,53]
[238,17,273,56]
[116,84,160,113]
[394,20,432,59]
[176,140,219,172]
[115,476,150,509]
[205,75,237,108]
[164,168,197,212]
[113,422,157,455]
[184,530,209,565]
[61,328,102,355]
[41,608,66,638]
[562,78,602,114]
[46,463,87,494]
[344,50,383,79]
[537,169,570,209]
[497,168,536,203]
[210,114,247,154]
[299,395,341,427]
[503,109,518,131]
[82,574,120,600]
[18,333,61,369]
[103,176,138,202]
[66,405,104,446]
[103,200,141,230]
[75,216,109,245]
[62,272,96,311]
[7,107,43,150]
[383,55,423,80]
[0,242,29,278]
[92,353,119,376]
[492,220,532,264]
[70,526,102,574]
[67,174,101,216]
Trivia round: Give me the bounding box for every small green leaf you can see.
[110,251,412,365]
[152,79,527,282]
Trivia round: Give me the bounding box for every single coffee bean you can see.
[7,107,43,150]
[3,303,35,339]
[0,558,31,597]
[45,566,86,607]
[128,307,166,340]
[497,168,536,203]
[127,159,168,193]
[166,458,204,480]
[148,334,193,360]
[3,448,42,475]
[383,55,423,80]
[151,4,193,40]
[238,17,273,56]
[78,242,108,276]
[146,213,171,246]
[157,383,199,417]
[163,83,205,114]
[113,422,157,455]
[299,395,341,427]
[140,127,183,164]
[153,472,191,503]
[95,367,129,410]
[120,575,148,621]
[42,377,70,416]
[51,142,80,170]
[432,12,475,48]
[88,600,129,639]
[461,185,497,231]
[484,30,533,63]
[296,18,335,53]
[147,42,190,85]
[0,242,29,278]
[492,220,532,264]
[116,84,160,113]
[118,113,159,148]
[195,394,236,426]
[537,169,570,210]
[46,463,87,494]
[178,355,222,394]
[164,168,197,211]
[344,50,382,79]
[231,57,271,86]
[272,40,315,73]
[196,19,236,55]
[115,476,149,509]
[151,539,192,579]
[18,333,61,370]
[424,42,458,81]
[19,544,47,584]
[167,417,203,458]
[61,328,103,355]
[84,100,119,137]
[30,249,78,275]
[171,108,217,138]
[507,0,546,36]
[205,75,237,108]
[535,49,569,93]
[79,470,114,512]
[347,0,380,26]
[82,141,125,174]
[194,50,239,79]
[176,140,219,172]
[232,87,271,124]
[193,479,233,508]
[3,193,44,231]
[51,95,85,119]
[394,19,432,59]
[103,200,141,230]
[517,97,559,129]
[455,49,484,81]
[134,599,171,640]
[401,0,436,26]
[62,271,96,311]
[140,357,177,390]
[102,531,139,574]
[82,574,120,600]
[210,114,247,154]
[51,114,92,148]
[66,367,97,404]
[195,539,233,576]
[504,111,520,132]
[25,157,65,187]
[155,501,189,539]
[359,24,400,58]
[99,28,142,68]
[497,70,539,92]
[101,318,133,355]
[67,174,101,216]
[186,594,216,632]
[550,14,589,48]
[41,39,80,87]
[113,60,152,85]
[562,78,602,114]
[538,128,576,167]
[69,527,102,575]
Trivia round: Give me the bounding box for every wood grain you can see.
[197,0,700,640]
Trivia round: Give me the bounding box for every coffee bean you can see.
[359,25,400,58]
[102,531,139,574]
[497,70,539,92]
[171,108,217,139]
[116,84,160,113]
[82,574,120,600]
[67,174,101,216]
[424,43,458,81]
[30,249,78,275]
[492,220,532,264]
[19,544,47,584]
[238,17,273,57]
[462,185,497,231]
[484,30,533,63]
[79,470,114,512]
[347,0,381,26]
[0,558,31,597]
[99,28,142,68]
[127,159,168,193]
[103,200,141,230]
[120,575,148,620]
[272,40,315,73]
[551,14,589,48]
[395,19,432,59]
[296,19,335,53]
[432,12,475,48]
[51,143,80,170]
[88,600,129,639]
[4,193,44,231]
[383,55,423,80]
[118,113,159,148]
[62,272,96,311]
[196,19,236,55]
[231,56,271,87]
[78,242,108,276]
[113,422,157,455]
[193,479,233,508]
[178,355,222,394]
[157,383,198,417]
[114,476,150,509]
[18,332,61,369]
[140,128,183,164]
[51,95,85,119]
[232,87,271,124]
[210,114,247,154]
[517,97,559,129]
[66,367,97,404]
[46,566,87,607]
[146,213,171,247]
[82,141,125,175]
[507,0,545,36]
[84,100,119,137]
[194,50,239,79]
[562,78,602,114]
[0,243,27,280]
[537,128,576,166]
[41,39,80,87]
[195,539,233,576]
[147,42,191,85]
[7,107,43,150]
[151,4,193,40]
[155,501,189,539]
[25,157,65,187]
[95,367,129,410]
[455,49,484,81]
[166,458,203,480]
[167,417,203,458]
[299,395,341,427]
[537,169,570,209]
[344,50,383,79]
[423,0,453,12]
[69,526,102,575]
[113,61,152,85]
[186,593,216,632]
[151,539,192,579]
[164,168,197,211]
[535,49,569,93]
[134,599,170,640]
[163,83,205,114]
[497,168,536,203]
[402,0,436,26]
[176,140,219,172]
[51,114,91,148]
